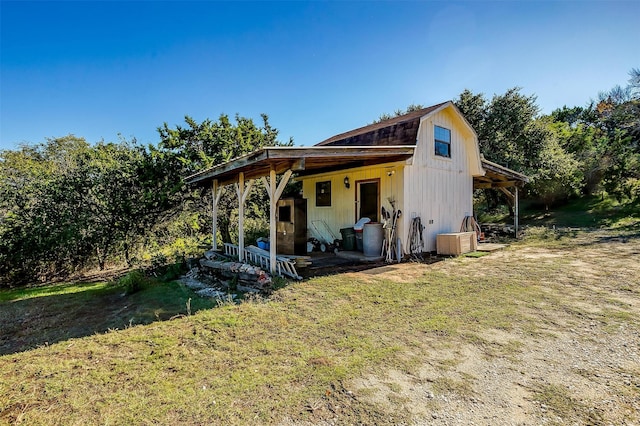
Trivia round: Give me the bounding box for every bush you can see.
[118,269,149,295]
[523,226,559,241]
[160,261,187,282]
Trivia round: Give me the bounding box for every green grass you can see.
[0,281,110,303]
[1,225,639,424]
[0,264,546,424]
[521,196,640,229]
[0,279,216,356]
[532,383,605,425]
[479,194,640,230]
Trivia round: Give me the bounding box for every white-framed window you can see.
[434,125,451,158]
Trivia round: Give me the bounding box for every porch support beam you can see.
[234,172,254,261]
[514,186,519,238]
[474,180,518,189]
[262,168,293,274]
[497,186,515,201]
[211,179,223,250]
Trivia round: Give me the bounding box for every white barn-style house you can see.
[186,101,528,275]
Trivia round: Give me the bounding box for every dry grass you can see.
[1,226,639,425]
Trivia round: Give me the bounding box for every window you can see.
[434,125,451,158]
[278,205,291,222]
[316,181,331,206]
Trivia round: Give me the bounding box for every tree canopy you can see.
[1,70,638,286]
[0,114,290,286]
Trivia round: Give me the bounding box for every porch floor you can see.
[299,250,387,278]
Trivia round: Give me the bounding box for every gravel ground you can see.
[346,230,640,425]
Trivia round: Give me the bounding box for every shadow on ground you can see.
[0,281,215,356]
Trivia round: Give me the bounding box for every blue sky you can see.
[1,1,638,150]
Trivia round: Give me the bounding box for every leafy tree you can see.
[455,89,487,135]
[77,141,178,269]
[156,113,291,247]
[456,88,552,212]
[529,129,583,209]
[0,135,181,285]
[0,136,93,282]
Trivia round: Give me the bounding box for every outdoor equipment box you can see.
[436,232,477,255]
[276,198,307,255]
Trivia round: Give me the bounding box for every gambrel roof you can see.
[316,102,449,147]
[185,101,528,188]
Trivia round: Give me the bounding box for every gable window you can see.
[316,181,331,206]
[434,125,451,158]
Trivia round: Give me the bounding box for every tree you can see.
[372,103,425,124]
[455,88,554,212]
[454,89,487,135]
[529,129,583,209]
[0,136,94,283]
[156,113,291,248]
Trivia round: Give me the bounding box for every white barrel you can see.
[363,222,384,257]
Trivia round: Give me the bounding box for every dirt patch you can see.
[346,230,640,425]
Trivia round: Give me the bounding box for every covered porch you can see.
[473,157,530,236]
[185,146,415,278]
[186,147,529,279]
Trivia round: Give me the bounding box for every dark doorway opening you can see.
[357,180,379,222]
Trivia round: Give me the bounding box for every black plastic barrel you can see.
[340,227,356,251]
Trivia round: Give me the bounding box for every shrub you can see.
[119,269,149,295]
[160,261,187,282]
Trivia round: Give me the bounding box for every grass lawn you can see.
[1,199,639,425]
[0,279,217,356]
[480,194,640,229]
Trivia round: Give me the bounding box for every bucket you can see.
[340,227,356,251]
[363,222,384,257]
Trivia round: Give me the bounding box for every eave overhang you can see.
[475,158,530,189]
[185,146,416,187]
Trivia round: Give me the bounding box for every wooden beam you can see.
[234,172,254,262]
[498,187,515,201]
[185,146,415,185]
[474,182,494,189]
[211,179,223,250]
[264,168,293,274]
[275,169,293,200]
[291,158,305,171]
[268,167,277,274]
[514,186,519,238]
[474,180,519,189]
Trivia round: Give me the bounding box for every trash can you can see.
[363,222,384,257]
[340,227,356,251]
[353,217,371,252]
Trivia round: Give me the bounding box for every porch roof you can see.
[184,145,417,186]
[474,157,530,189]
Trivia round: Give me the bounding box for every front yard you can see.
[1,226,639,425]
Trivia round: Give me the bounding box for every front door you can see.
[357,179,379,222]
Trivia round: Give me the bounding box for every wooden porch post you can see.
[235,172,254,262]
[262,167,293,274]
[514,186,519,238]
[211,179,223,250]
[268,168,277,273]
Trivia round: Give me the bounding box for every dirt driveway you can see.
[346,230,640,425]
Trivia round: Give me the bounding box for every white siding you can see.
[402,107,477,252]
[300,104,482,254]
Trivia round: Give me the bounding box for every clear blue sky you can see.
[1,1,638,150]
